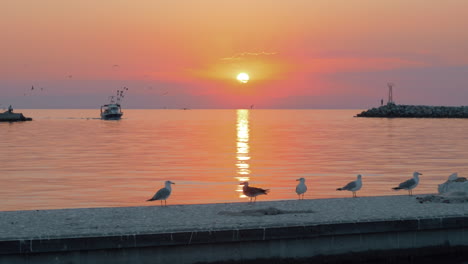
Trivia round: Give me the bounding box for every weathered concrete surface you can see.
[0,196,467,263]
[0,111,32,122]
[356,103,468,118]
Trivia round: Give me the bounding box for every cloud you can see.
[221,51,278,61]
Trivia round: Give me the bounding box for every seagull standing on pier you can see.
[147,180,175,206]
[336,174,362,198]
[392,172,422,196]
[295,178,307,200]
[240,182,269,203]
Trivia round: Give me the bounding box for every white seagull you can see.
[240,182,269,203]
[336,174,362,198]
[295,178,307,200]
[392,172,422,196]
[147,180,175,206]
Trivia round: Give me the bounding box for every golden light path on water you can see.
[235,109,250,198]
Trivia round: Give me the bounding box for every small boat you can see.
[100,103,123,120]
[100,87,128,120]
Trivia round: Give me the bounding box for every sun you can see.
[236,72,250,84]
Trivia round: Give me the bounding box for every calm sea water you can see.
[1,109,468,211]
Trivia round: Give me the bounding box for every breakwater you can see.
[356,103,468,118]
[0,111,32,122]
[0,196,467,263]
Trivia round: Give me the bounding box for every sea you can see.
[1,109,468,211]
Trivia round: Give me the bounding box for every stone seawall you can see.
[356,103,468,118]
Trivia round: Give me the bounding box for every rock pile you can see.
[356,103,468,118]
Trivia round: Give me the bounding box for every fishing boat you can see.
[100,87,128,120]
[100,103,123,120]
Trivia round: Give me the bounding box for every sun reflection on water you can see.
[235,109,250,198]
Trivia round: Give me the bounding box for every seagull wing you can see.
[341,181,356,191]
[252,186,269,194]
[398,178,416,189]
[245,186,269,197]
[148,187,170,201]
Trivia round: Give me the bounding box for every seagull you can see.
[336,174,362,198]
[392,172,422,196]
[295,178,307,200]
[240,182,269,203]
[147,180,175,206]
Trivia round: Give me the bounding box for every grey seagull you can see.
[337,174,362,198]
[295,178,307,200]
[392,172,422,196]
[147,180,175,206]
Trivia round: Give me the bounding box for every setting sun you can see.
[236,73,250,84]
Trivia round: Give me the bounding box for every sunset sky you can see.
[2,0,468,109]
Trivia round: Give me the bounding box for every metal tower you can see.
[387,83,395,104]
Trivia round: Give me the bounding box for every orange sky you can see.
[1,0,468,108]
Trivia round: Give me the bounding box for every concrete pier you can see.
[0,196,467,263]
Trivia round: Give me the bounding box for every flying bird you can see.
[240,182,269,203]
[147,180,175,206]
[392,172,422,196]
[337,174,362,198]
[295,178,307,200]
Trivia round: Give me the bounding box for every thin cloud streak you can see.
[221,52,279,61]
